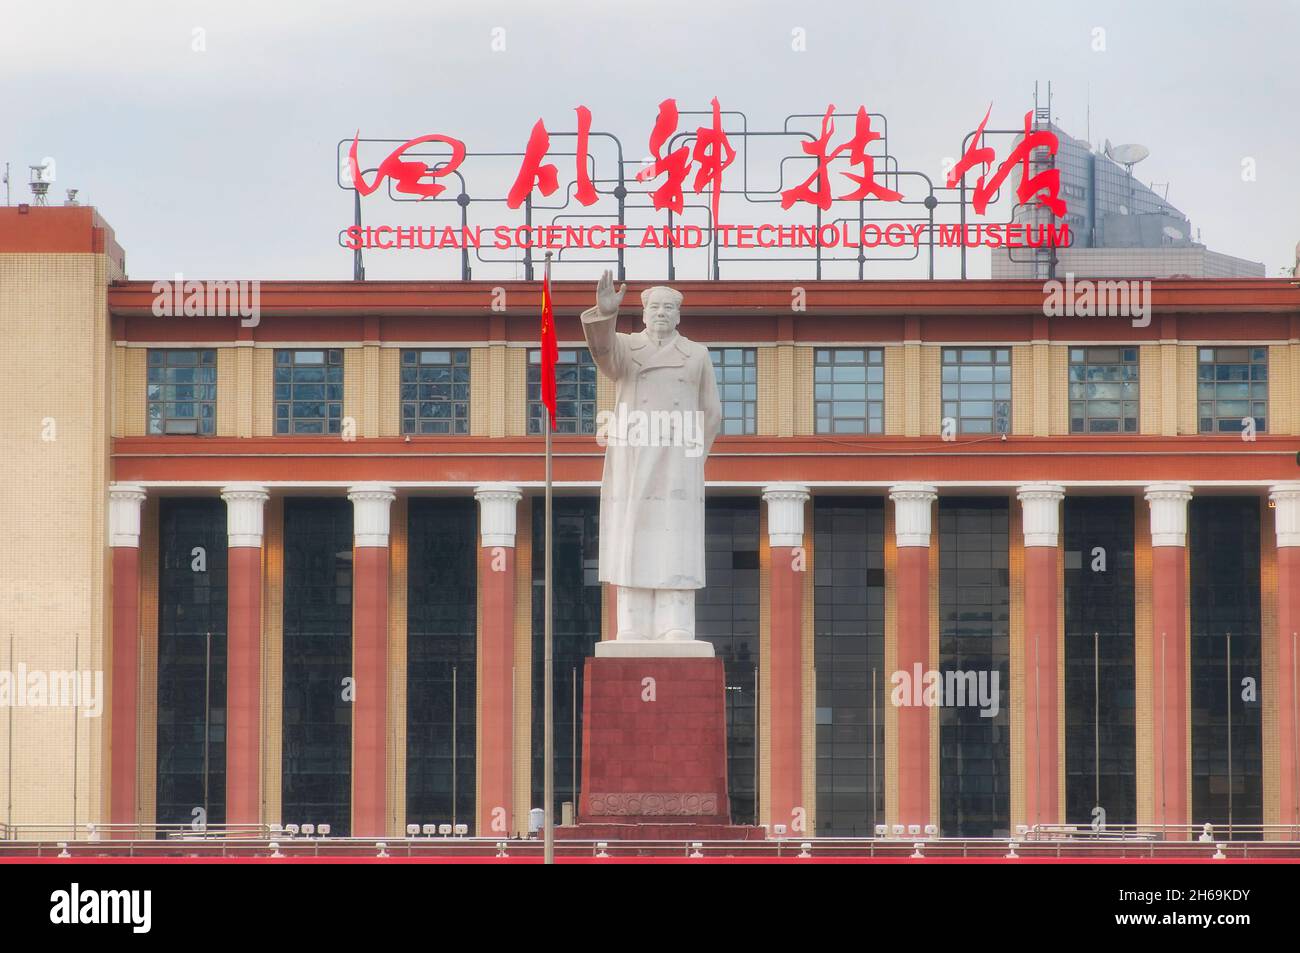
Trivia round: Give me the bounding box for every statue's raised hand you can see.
[595,269,626,318]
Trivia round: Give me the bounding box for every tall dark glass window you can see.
[156,498,227,828]
[282,498,353,834]
[813,498,885,835]
[531,498,601,816]
[1190,498,1262,827]
[697,499,760,825]
[1063,496,1136,827]
[938,498,1010,836]
[407,499,477,828]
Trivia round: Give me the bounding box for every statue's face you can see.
[642,288,681,335]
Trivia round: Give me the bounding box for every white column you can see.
[762,483,810,546]
[348,483,397,546]
[474,483,523,548]
[1017,483,1065,547]
[221,484,270,546]
[888,483,937,547]
[1144,483,1193,547]
[108,483,147,547]
[1270,483,1300,547]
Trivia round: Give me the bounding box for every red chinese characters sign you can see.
[344,99,1070,253]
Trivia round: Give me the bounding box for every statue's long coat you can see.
[580,307,722,590]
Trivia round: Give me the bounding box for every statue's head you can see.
[641,286,682,337]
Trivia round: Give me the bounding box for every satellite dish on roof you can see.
[1163,225,1185,241]
[1104,141,1150,167]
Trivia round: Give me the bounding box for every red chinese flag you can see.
[539,264,558,431]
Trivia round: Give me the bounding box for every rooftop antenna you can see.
[2,163,9,206]
[28,158,55,206]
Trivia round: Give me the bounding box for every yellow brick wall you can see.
[1139,344,1163,435]
[362,345,381,439]
[1032,342,1052,437]
[1011,346,1034,436]
[120,347,147,436]
[1159,343,1180,436]
[756,346,779,436]
[343,347,363,435]
[379,347,401,437]
[0,252,112,831]
[921,347,942,436]
[1177,345,1198,436]
[1268,344,1293,436]
[388,498,408,836]
[252,349,274,437]
[468,347,490,437]
[1049,345,1070,435]
[216,347,238,437]
[235,346,254,438]
[505,347,528,437]
[793,346,814,435]
[884,346,906,435]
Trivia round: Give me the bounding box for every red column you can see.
[474,483,522,837]
[109,485,146,835]
[349,484,395,837]
[221,485,268,829]
[1018,483,1064,828]
[1271,484,1300,832]
[763,484,809,835]
[890,484,937,831]
[1146,483,1192,830]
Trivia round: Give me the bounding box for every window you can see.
[711,348,757,435]
[147,349,216,435]
[815,348,884,434]
[407,499,477,828]
[528,348,596,434]
[401,349,469,435]
[1198,347,1267,434]
[942,348,1011,434]
[1069,347,1139,433]
[938,498,1010,837]
[275,349,343,434]
[813,498,886,836]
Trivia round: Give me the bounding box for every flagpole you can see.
[543,250,555,866]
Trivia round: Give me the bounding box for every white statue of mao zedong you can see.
[581,270,722,657]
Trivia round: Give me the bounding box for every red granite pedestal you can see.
[555,656,766,841]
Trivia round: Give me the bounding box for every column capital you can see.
[762,483,810,547]
[1270,483,1300,548]
[348,483,397,547]
[1017,483,1065,548]
[221,484,270,547]
[1144,482,1193,547]
[889,483,937,547]
[108,484,147,548]
[474,482,523,548]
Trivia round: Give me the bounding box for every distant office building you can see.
[993,123,1265,279]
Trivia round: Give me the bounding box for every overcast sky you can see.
[4,0,1298,281]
